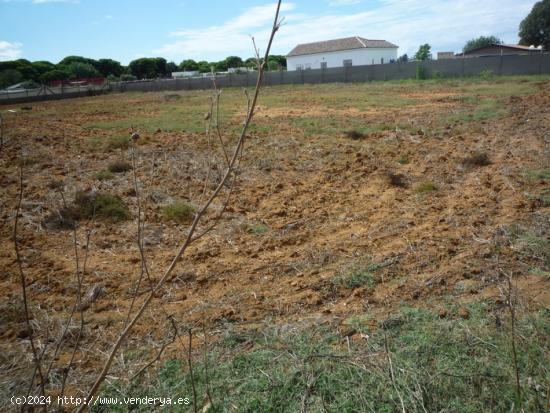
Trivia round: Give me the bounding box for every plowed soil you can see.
[1,78,549,396]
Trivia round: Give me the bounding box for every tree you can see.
[180,59,199,71]
[414,44,432,61]
[398,54,408,62]
[96,59,123,77]
[31,61,56,77]
[40,69,70,84]
[0,69,23,89]
[519,0,550,49]
[197,60,212,73]
[64,62,100,79]
[244,57,259,68]
[153,57,167,76]
[463,36,503,53]
[267,54,286,69]
[59,55,98,69]
[128,58,158,79]
[224,56,244,68]
[166,61,178,73]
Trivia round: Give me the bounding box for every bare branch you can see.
[14,164,46,403]
[78,2,283,407]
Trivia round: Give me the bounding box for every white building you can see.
[286,36,398,71]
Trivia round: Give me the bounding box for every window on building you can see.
[343,59,353,67]
[305,63,312,70]
[321,62,327,69]
[296,64,303,70]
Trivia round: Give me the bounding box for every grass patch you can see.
[524,169,550,181]
[446,98,504,123]
[332,262,381,289]
[95,170,115,181]
[161,201,196,223]
[508,226,550,270]
[88,135,130,152]
[247,223,269,235]
[97,303,549,412]
[108,160,132,173]
[414,181,437,194]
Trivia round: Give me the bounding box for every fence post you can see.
[540,51,544,75]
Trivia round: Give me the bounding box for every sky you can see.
[0,0,538,64]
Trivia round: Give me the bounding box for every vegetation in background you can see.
[414,44,432,61]
[463,36,503,53]
[519,0,550,50]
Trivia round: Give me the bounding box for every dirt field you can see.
[1,77,549,410]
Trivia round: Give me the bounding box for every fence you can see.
[1,53,549,105]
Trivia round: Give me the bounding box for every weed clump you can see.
[386,172,407,188]
[414,181,437,194]
[106,136,130,151]
[95,170,115,180]
[74,191,130,221]
[332,263,379,290]
[162,201,196,223]
[462,151,491,168]
[344,130,366,140]
[108,160,132,173]
[42,190,129,229]
[247,223,269,235]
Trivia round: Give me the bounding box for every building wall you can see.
[287,48,398,71]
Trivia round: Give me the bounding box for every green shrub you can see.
[162,201,196,223]
[108,160,132,173]
[74,191,130,221]
[479,70,494,80]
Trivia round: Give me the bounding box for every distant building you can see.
[437,52,455,60]
[457,43,544,58]
[228,67,255,74]
[286,36,398,71]
[171,71,199,79]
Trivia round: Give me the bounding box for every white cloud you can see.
[0,41,23,61]
[155,0,534,61]
[158,2,296,60]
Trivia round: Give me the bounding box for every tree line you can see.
[0,54,287,89]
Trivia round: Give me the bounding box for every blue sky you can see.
[0,0,537,64]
